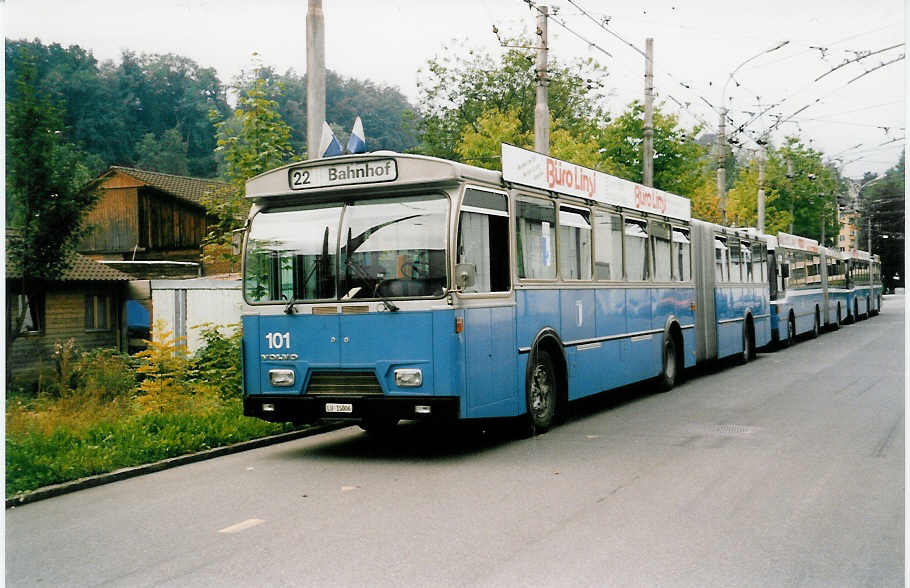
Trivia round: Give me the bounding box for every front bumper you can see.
[243,394,460,424]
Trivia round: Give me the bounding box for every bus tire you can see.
[659,331,679,391]
[810,308,820,338]
[524,349,557,435]
[738,319,755,364]
[780,313,796,348]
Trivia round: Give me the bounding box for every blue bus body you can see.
[238,147,869,431]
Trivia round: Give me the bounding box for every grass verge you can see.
[6,394,296,496]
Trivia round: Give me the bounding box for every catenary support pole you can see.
[534,5,549,155]
[306,0,326,160]
[643,38,654,187]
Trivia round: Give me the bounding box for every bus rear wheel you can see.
[780,314,795,348]
[738,321,755,364]
[659,332,679,391]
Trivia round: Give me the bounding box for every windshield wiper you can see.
[344,255,399,312]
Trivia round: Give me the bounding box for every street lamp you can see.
[717,40,790,225]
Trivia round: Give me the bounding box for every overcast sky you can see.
[4,0,906,178]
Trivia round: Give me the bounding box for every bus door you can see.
[456,188,516,418]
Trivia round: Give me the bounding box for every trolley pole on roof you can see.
[642,38,654,187]
[306,0,326,160]
[534,5,549,155]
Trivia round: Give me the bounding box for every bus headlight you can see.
[394,368,423,387]
[269,369,295,387]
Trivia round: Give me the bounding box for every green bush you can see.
[190,323,242,399]
[75,348,138,401]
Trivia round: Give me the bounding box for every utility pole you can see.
[534,5,549,155]
[306,0,326,160]
[642,38,654,187]
[757,147,766,232]
[717,108,727,224]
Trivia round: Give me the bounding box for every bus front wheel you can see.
[525,349,557,435]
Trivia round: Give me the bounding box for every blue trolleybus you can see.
[239,145,792,433]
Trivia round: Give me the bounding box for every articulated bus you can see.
[844,249,882,319]
[238,145,872,434]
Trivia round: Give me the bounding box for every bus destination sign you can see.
[287,159,398,190]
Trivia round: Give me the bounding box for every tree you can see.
[203,69,296,267]
[861,157,904,290]
[135,128,190,175]
[6,48,99,348]
[598,101,707,197]
[689,176,723,223]
[725,159,791,232]
[726,138,839,243]
[416,40,610,161]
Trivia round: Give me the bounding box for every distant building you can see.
[838,206,862,252]
[78,166,236,277]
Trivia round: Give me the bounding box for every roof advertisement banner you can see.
[500,143,691,221]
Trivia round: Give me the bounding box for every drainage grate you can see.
[712,424,760,436]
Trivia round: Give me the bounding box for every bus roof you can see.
[501,143,692,221]
[244,152,501,201]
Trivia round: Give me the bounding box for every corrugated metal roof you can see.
[108,167,234,208]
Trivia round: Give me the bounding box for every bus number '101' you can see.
[291,170,311,187]
[266,332,291,349]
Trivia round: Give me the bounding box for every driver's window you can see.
[457,188,510,293]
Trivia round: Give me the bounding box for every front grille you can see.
[306,371,383,395]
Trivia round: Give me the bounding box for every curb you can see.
[6,423,349,509]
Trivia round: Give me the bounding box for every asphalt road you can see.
[6,297,905,587]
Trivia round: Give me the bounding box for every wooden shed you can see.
[6,251,134,383]
[77,167,235,274]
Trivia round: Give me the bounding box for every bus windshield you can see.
[244,194,449,303]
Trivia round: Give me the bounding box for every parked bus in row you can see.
[238,145,879,434]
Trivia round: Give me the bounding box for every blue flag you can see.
[347,116,367,154]
[320,121,343,157]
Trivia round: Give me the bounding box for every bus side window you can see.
[672,227,691,282]
[650,221,672,282]
[741,241,753,282]
[729,238,742,282]
[714,237,728,282]
[558,205,592,280]
[516,195,556,280]
[594,210,623,280]
[458,189,510,293]
[624,217,650,281]
[751,243,764,283]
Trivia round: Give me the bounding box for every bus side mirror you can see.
[231,227,246,256]
[780,264,790,279]
[455,263,476,291]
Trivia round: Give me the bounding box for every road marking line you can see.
[218,518,265,534]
